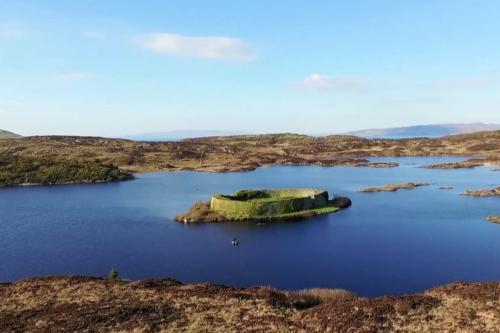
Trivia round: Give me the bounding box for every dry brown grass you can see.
[2,276,500,332]
[285,288,355,309]
[0,131,498,179]
[174,201,227,223]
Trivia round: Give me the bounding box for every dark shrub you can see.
[234,190,269,200]
[331,197,352,208]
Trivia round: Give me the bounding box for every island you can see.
[487,216,500,224]
[175,188,351,223]
[460,187,500,197]
[358,182,430,193]
[421,160,483,169]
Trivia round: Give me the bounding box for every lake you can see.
[0,156,499,297]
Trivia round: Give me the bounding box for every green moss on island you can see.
[175,188,351,223]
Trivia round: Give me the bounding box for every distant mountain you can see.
[0,130,21,139]
[123,130,248,141]
[345,123,500,139]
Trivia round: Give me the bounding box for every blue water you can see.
[0,156,499,297]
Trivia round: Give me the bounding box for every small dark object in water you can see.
[231,238,239,246]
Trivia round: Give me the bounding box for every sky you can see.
[1,0,500,137]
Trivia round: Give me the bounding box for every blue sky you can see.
[1,0,499,136]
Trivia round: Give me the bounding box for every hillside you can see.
[0,131,498,186]
[124,130,247,141]
[346,123,500,139]
[1,276,499,332]
[0,130,21,139]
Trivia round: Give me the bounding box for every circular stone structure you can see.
[210,188,331,219]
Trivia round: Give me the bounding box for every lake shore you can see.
[1,130,499,187]
[1,275,499,332]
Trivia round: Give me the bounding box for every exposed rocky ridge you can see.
[1,276,500,332]
[0,130,498,186]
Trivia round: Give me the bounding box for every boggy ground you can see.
[1,276,500,332]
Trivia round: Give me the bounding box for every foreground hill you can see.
[1,276,499,332]
[0,130,21,139]
[346,123,500,139]
[0,131,498,186]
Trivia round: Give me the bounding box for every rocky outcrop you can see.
[461,187,500,197]
[487,216,500,224]
[359,182,430,192]
[422,161,482,169]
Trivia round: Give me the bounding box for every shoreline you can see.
[0,154,494,189]
[1,131,498,187]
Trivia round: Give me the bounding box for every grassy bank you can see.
[0,154,133,187]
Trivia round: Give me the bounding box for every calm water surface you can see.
[1,156,499,297]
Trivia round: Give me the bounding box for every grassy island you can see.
[176,188,351,223]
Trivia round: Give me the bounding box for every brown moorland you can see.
[0,130,498,186]
[1,276,500,333]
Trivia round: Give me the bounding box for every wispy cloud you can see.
[0,100,24,113]
[294,74,366,91]
[49,72,92,82]
[0,23,29,39]
[133,33,256,61]
[435,77,496,90]
[82,31,106,40]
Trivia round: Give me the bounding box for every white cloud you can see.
[435,78,496,89]
[295,74,366,91]
[49,72,91,82]
[133,33,256,61]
